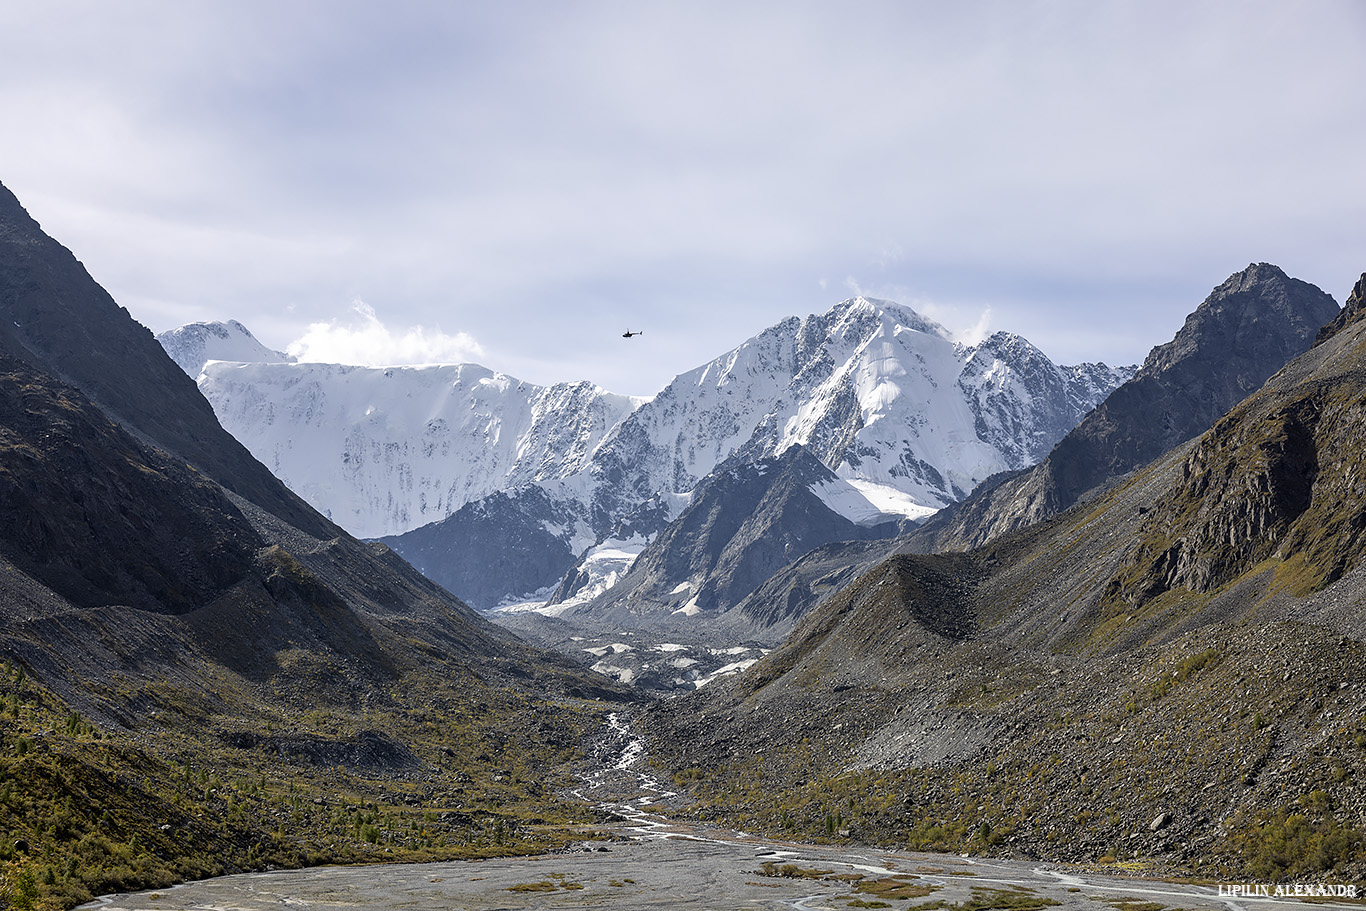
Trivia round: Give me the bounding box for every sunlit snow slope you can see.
[157,322,643,538]
[161,301,1131,602]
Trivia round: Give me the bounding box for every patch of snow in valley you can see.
[694,658,762,688]
[672,597,704,617]
[811,477,940,525]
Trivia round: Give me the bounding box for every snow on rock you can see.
[163,300,1132,604]
[191,359,642,538]
[694,658,763,688]
[156,320,293,377]
[811,478,940,525]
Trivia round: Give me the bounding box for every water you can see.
[81,714,1354,910]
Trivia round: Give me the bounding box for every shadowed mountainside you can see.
[0,181,632,909]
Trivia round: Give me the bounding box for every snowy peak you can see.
[157,320,293,377]
[823,296,951,345]
[169,297,1131,607]
[161,335,643,538]
[956,331,1135,468]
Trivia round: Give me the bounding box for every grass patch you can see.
[910,886,1060,911]
[506,880,558,892]
[854,876,937,900]
[0,656,617,911]
[1104,901,1169,911]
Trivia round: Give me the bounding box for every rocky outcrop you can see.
[915,263,1341,551]
[563,446,910,624]
[1314,272,1366,346]
[1112,313,1366,603]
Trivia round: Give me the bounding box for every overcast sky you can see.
[2,1,1363,396]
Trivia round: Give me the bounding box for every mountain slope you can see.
[0,182,332,539]
[383,298,1130,606]
[645,271,1366,880]
[912,263,1341,552]
[556,445,912,625]
[0,180,633,908]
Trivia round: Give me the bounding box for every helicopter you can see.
[622,329,642,338]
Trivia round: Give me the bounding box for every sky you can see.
[1,1,1363,397]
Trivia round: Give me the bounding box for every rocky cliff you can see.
[912,263,1341,552]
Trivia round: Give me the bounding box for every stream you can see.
[81,713,1361,910]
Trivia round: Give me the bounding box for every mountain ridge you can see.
[374,296,1131,607]
[644,270,1366,880]
[905,262,1341,553]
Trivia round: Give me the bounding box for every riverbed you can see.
[81,713,1359,911]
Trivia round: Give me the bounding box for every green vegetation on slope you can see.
[0,658,617,910]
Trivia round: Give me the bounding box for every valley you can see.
[3,166,1366,910]
[80,707,1363,910]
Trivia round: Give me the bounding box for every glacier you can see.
[160,298,1133,605]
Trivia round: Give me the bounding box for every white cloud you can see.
[950,308,993,347]
[2,1,1363,390]
[286,301,484,366]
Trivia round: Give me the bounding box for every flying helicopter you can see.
[622,329,642,338]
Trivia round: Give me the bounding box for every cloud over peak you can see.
[286,301,484,367]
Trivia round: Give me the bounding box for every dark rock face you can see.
[1044,263,1340,514]
[380,486,578,610]
[1314,272,1366,345]
[0,358,262,614]
[567,446,909,624]
[0,181,333,538]
[1111,315,1366,603]
[917,263,1341,551]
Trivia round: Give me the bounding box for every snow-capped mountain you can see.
[381,298,1133,606]
[161,302,1131,606]
[157,319,294,377]
[582,297,1130,525]
[157,322,643,538]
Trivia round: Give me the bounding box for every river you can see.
[81,713,1358,910]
